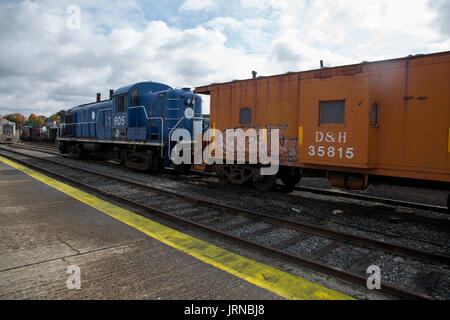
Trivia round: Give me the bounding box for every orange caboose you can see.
[195,51,450,194]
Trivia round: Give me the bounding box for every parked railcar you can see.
[48,127,58,143]
[20,126,29,141]
[0,118,18,144]
[21,125,59,144]
[58,81,203,171]
[195,51,450,202]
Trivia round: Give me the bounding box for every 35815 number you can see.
[308,146,354,159]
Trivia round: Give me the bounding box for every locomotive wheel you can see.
[119,152,126,165]
[69,145,83,159]
[253,175,277,191]
[58,144,67,154]
[280,167,302,188]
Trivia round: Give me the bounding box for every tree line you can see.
[1,110,66,129]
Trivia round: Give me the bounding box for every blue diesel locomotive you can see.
[58,81,203,171]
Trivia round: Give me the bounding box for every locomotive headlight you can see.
[186,98,191,105]
[185,107,194,119]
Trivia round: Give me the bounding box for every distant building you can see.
[0,117,18,143]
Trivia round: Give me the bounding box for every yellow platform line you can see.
[0,156,353,300]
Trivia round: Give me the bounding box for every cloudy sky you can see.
[0,0,449,117]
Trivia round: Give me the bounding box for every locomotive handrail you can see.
[61,108,112,126]
[168,117,185,159]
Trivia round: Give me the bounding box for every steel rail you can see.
[12,143,449,215]
[11,143,60,155]
[7,143,450,229]
[291,185,448,214]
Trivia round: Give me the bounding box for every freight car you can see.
[48,126,58,143]
[0,118,18,144]
[21,126,49,142]
[195,51,450,205]
[21,125,59,144]
[58,81,203,171]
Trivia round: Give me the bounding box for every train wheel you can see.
[280,167,302,188]
[119,152,126,165]
[69,145,83,159]
[253,174,277,191]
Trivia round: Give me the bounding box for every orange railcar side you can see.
[195,51,450,188]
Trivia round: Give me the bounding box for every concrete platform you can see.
[0,157,352,300]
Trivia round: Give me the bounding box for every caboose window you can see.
[319,100,345,124]
[371,103,379,127]
[240,108,252,125]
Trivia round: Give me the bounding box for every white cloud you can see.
[180,0,214,11]
[429,0,450,36]
[0,1,265,116]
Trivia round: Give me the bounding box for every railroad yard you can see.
[2,1,450,309]
[1,142,449,300]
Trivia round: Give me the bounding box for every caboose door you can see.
[298,71,375,169]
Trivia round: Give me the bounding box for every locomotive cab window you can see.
[115,95,128,113]
[319,100,345,125]
[240,108,252,125]
[131,87,139,106]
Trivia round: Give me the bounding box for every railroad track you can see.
[8,143,450,229]
[10,142,449,217]
[290,186,448,214]
[12,143,59,155]
[1,146,449,300]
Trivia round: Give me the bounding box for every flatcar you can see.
[0,118,18,144]
[195,51,450,205]
[58,81,203,171]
